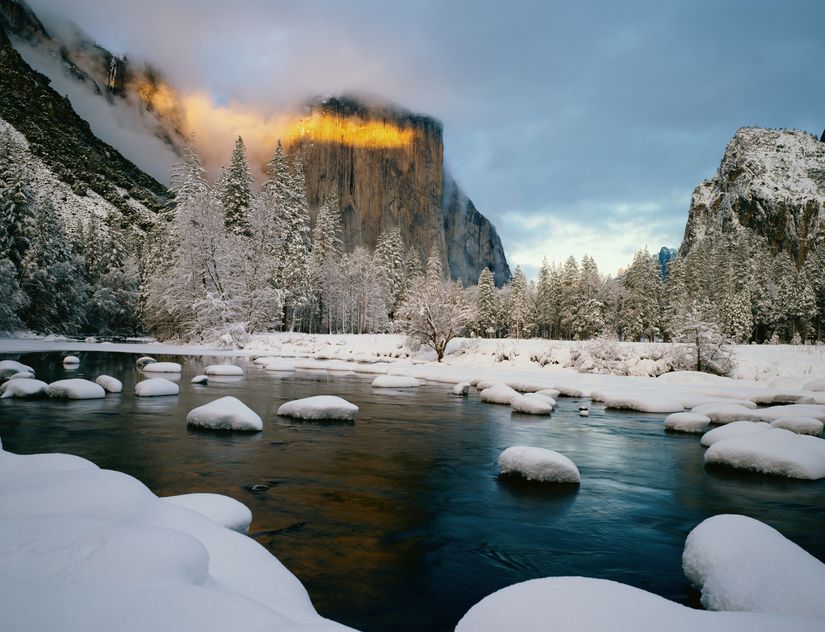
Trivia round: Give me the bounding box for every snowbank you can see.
[664,412,711,434]
[480,384,519,405]
[770,417,824,436]
[510,394,553,415]
[453,382,471,396]
[371,375,421,388]
[700,421,771,447]
[142,361,182,373]
[0,360,34,378]
[187,397,262,432]
[191,375,208,384]
[95,375,123,393]
[690,403,761,424]
[498,446,580,483]
[205,364,243,376]
[261,359,296,371]
[277,396,358,421]
[45,379,105,399]
[704,428,825,479]
[0,378,47,398]
[135,378,180,397]
[163,493,253,533]
[602,393,683,413]
[683,514,825,618]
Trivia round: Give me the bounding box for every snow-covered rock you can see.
[498,446,580,483]
[537,388,561,399]
[95,375,122,393]
[480,384,519,405]
[187,397,262,431]
[205,364,243,376]
[770,416,823,436]
[62,355,80,365]
[0,360,34,379]
[8,371,35,380]
[664,412,711,434]
[683,514,825,618]
[135,356,156,367]
[277,396,358,421]
[704,428,825,479]
[602,393,683,413]
[371,375,421,388]
[142,362,182,373]
[261,359,296,371]
[749,390,815,405]
[163,493,253,534]
[453,382,471,396]
[45,379,105,399]
[0,378,48,398]
[803,378,825,392]
[455,576,822,632]
[690,403,762,424]
[510,394,553,415]
[135,378,180,397]
[191,375,208,384]
[700,421,771,447]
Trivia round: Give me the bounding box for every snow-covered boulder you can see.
[480,384,519,405]
[453,382,471,396]
[803,378,825,392]
[455,576,821,632]
[135,356,156,367]
[498,446,580,483]
[62,355,80,365]
[45,379,105,399]
[664,412,711,434]
[537,388,561,399]
[690,403,762,424]
[142,361,182,373]
[700,421,771,447]
[205,364,243,376]
[750,391,815,405]
[475,379,501,390]
[8,371,35,380]
[95,375,122,393]
[704,428,825,479]
[603,393,683,414]
[510,394,553,415]
[187,397,262,431]
[770,416,823,436]
[0,360,34,379]
[252,355,275,364]
[261,359,297,371]
[371,375,421,388]
[527,392,556,407]
[0,378,48,398]
[163,493,253,534]
[135,378,179,397]
[191,375,208,384]
[277,396,358,421]
[683,514,825,618]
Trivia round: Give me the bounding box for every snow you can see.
[371,375,421,388]
[163,493,253,534]
[770,416,824,436]
[0,378,48,398]
[455,576,822,632]
[135,378,180,397]
[690,403,761,424]
[191,375,208,384]
[498,446,580,483]
[205,364,244,376]
[0,360,34,378]
[8,371,35,380]
[453,382,471,396]
[683,514,825,618]
[704,428,825,479]
[700,421,771,447]
[260,358,296,371]
[664,412,711,434]
[62,355,80,365]
[136,356,157,367]
[277,396,358,421]
[601,393,684,413]
[538,388,561,399]
[142,361,182,373]
[0,444,353,632]
[804,378,825,392]
[187,396,263,431]
[480,383,519,405]
[510,394,553,415]
[95,375,123,393]
[45,379,106,399]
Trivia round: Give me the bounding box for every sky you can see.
[27,0,825,276]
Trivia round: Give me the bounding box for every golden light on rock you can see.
[283,113,416,149]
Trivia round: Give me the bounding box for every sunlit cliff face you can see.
[282,113,416,149]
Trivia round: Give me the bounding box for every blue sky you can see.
[31,0,825,275]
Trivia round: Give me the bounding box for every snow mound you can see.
[205,364,243,376]
[0,378,48,398]
[691,403,761,424]
[755,404,825,422]
[261,359,296,371]
[453,382,471,396]
[371,375,421,388]
[511,394,553,415]
[135,356,156,367]
[803,378,825,392]
[480,384,519,405]
[163,493,253,534]
[187,397,262,431]
[95,375,122,393]
[700,421,771,447]
[498,446,580,483]
[455,576,821,632]
[657,371,730,385]
[750,390,815,405]
[0,360,34,378]
[8,371,35,380]
[45,379,105,399]
[704,428,825,479]
[135,378,180,397]
[771,416,824,436]
[683,514,825,618]
[62,355,80,365]
[277,396,358,421]
[603,393,683,413]
[142,362,182,373]
[537,388,561,399]
[664,412,711,434]
[191,375,208,384]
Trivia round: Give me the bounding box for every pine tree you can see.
[507,266,534,338]
[535,258,553,338]
[0,130,36,277]
[374,226,407,320]
[310,193,344,332]
[558,256,580,339]
[475,267,499,337]
[0,258,25,331]
[620,248,661,341]
[281,152,312,331]
[220,136,253,236]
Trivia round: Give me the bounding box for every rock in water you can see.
[277,395,358,421]
[187,396,262,431]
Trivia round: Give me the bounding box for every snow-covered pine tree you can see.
[220,136,253,236]
[475,267,499,338]
[534,258,553,338]
[374,226,407,320]
[671,300,733,375]
[0,130,36,277]
[280,152,312,331]
[0,258,25,332]
[310,192,344,332]
[558,256,580,339]
[576,255,605,339]
[620,248,661,341]
[507,266,534,338]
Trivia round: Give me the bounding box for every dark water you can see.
[2,351,825,632]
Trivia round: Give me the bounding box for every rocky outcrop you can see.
[0,0,47,41]
[681,128,825,264]
[293,96,510,286]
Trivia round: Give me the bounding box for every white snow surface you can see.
[205,364,244,376]
[480,383,519,405]
[498,446,580,483]
[0,378,48,398]
[371,375,421,388]
[135,378,180,397]
[683,514,825,618]
[163,493,253,534]
[600,392,683,413]
[704,428,825,479]
[95,375,123,393]
[701,421,772,447]
[0,359,34,378]
[277,396,358,421]
[690,403,762,423]
[770,417,824,436]
[455,576,822,632]
[62,355,80,364]
[453,382,471,396]
[191,375,208,384]
[187,397,263,431]
[142,361,183,373]
[510,394,553,415]
[0,443,354,632]
[664,412,711,433]
[8,371,35,379]
[136,356,156,367]
[45,379,105,399]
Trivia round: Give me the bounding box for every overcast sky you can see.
[29,0,825,276]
